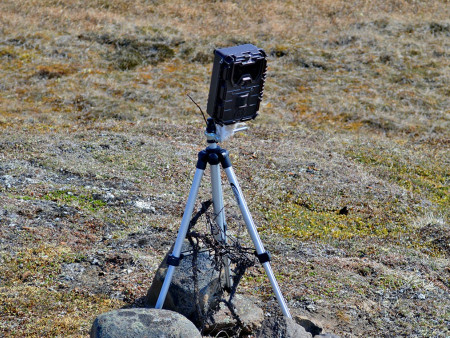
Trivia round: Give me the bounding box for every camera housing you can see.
[207,44,267,125]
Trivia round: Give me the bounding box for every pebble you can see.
[134,200,156,213]
[1,175,14,188]
[306,304,317,312]
[104,192,115,201]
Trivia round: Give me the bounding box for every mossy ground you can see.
[1,0,449,337]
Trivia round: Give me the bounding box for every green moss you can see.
[262,198,401,241]
[43,190,106,212]
[0,46,17,59]
[6,194,36,201]
[1,245,79,286]
[344,147,449,208]
[373,273,404,290]
[0,285,123,336]
[113,48,145,71]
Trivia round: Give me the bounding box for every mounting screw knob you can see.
[208,153,220,165]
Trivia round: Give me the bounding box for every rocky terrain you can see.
[1,0,449,336]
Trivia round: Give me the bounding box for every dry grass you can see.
[0,0,449,337]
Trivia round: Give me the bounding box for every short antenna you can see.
[187,94,207,126]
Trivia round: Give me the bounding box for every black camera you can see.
[207,44,267,125]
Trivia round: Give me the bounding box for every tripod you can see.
[155,119,291,318]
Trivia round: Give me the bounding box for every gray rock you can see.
[90,308,201,338]
[294,314,323,336]
[1,175,14,188]
[61,262,85,281]
[203,294,265,335]
[256,315,313,338]
[146,239,223,325]
[135,200,156,213]
[314,334,341,338]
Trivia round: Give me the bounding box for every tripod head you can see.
[205,118,248,143]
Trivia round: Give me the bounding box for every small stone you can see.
[61,262,85,281]
[256,315,312,338]
[135,200,156,213]
[203,294,265,335]
[306,304,317,312]
[21,271,32,282]
[338,206,348,215]
[294,314,323,336]
[1,175,14,188]
[135,200,151,209]
[105,192,115,201]
[418,293,426,300]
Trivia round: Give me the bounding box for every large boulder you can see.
[90,308,201,338]
[146,239,224,325]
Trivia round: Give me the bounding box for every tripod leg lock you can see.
[255,251,271,264]
[167,254,184,267]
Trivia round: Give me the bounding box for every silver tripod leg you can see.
[223,166,292,318]
[210,163,233,289]
[155,168,205,309]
